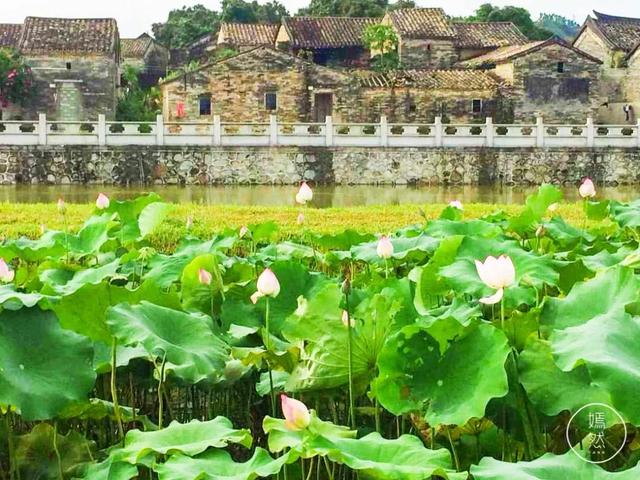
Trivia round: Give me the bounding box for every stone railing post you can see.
[155,114,164,146]
[485,117,494,147]
[536,116,544,148]
[434,116,443,147]
[325,116,334,147]
[38,113,47,146]
[586,116,595,148]
[269,114,278,146]
[637,119,640,147]
[97,114,106,146]
[380,115,388,147]
[213,115,221,146]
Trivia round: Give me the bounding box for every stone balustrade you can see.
[1,114,639,149]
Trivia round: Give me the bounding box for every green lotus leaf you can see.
[308,432,462,480]
[0,307,96,420]
[0,230,65,262]
[610,199,640,228]
[424,219,502,239]
[111,417,252,464]
[0,285,46,310]
[75,458,137,480]
[351,233,439,264]
[40,259,120,295]
[58,398,156,430]
[66,214,112,255]
[543,217,594,249]
[375,321,510,426]
[257,241,321,262]
[311,229,376,250]
[471,451,640,479]
[138,201,172,239]
[153,448,291,480]
[180,253,223,314]
[508,184,562,235]
[585,199,610,221]
[106,301,230,384]
[16,423,94,480]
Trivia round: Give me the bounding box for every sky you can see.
[3,0,640,38]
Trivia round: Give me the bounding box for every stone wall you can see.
[0,145,638,186]
[399,39,457,69]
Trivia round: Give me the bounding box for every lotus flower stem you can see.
[157,352,167,428]
[384,258,389,279]
[446,426,460,471]
[111,338,125,442]
[344,289,356,430]
[374,397,381,433]
[53,422,64,480]
[4,413,16,480]
[265,297,276,418]
[322,456,335,480]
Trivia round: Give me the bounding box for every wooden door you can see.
[313,93,333,122]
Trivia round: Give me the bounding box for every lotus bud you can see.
[341,277,351,295]
[579,178,596,198]
[0,258,14,283]
[342,310,355,327]
[535,225,545,237]
[239,225,249,238]
[251,268,280,303]
[449,200,463,210]
[474,255,516,305]
[57,198,66,214]
[376,235,394,259]
[198,268,212,286]
[281,394,311,430]
[295,181,313,205]
[96,193,110,210]
[297,212,305,225]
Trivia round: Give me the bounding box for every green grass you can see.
[0,202,597,252]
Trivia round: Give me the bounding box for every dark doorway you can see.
[313,93,333,122]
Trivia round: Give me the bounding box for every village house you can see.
[0,17,120,121]
[460,38,603,123]
[217,22,280,50]
[573,11,640,123]
[274,16,377,67]
[160,46,509,124]
[121,33,169,88]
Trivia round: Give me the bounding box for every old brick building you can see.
[461,39,603,123]
[121,33,169,88]
[160,46,509,124]
[1,17,120,121]
[217,22,280,50]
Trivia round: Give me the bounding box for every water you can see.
[0,185,638,207]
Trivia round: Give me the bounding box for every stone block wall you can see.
[0,145,638,186]
[399,39,458,69]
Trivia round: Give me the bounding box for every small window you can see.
[265,92,277,111]
[66,62,72,70]
[409,103,417,113]
[557,62,565,73]
[472,99,483,113]
[427,44,432,51]
[199,96,211,116]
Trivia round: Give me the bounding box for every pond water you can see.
[0,185,638,207]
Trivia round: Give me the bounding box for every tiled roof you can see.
[386,8,456,40]
[589,11,640,52]
[356,69,500,90]
[460,38,603,66]
[121,37,153,58]
[282,16,377,48]
[453,22,527,48]
[218,22,279,47]
[19,16,119,56]
[0,24,22,48]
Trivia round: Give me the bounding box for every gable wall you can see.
[573,27,610,63]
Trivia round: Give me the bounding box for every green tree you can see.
[465,4,553,40]
[536,13,579,41]
[117,66,161,122]
[221,0,288,23]
[297,0,388,18]
[152,5,220,49]
[388,0,416,10]
[362,24,400,71]
[0,48,33,108]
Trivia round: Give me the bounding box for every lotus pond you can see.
[0,185,639,479]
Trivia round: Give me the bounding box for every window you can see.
[557,62,565,73]
[264,92,277,111]
[199,95,211,116]
[472,99,483,113]
[66,62,72,70]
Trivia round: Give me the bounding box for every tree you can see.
[117,66,161,122]
[221,0,288,23]
[465,4,553,40]
[388,0,416,10]
[152,5,220,49]
[297,0,388,18]
[0,48,33,108]
[362,24,400,71]
[536,13,579,41]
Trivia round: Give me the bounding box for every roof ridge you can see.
[24,15,118,22]
[593,11,640,23]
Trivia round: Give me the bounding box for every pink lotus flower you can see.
[474,255,516,305]
[579,178,596,198]
[0,258,14,283]
[198,268,212,286]
[449,200,463,210]
[295,182,313,205]
[297,212,305,225]
[239,225,249,238]
[251,268,280,303]
[57,198,66,214]
[96,193,110,209]
[281,394,311,430]
[376,235,394,259]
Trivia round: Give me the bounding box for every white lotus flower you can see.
[0,259,14,283]
[579,178,596,198]
[295,182,313,205]
[449,200,463,210]
[251,268,280,303]
[376,236,394,259]
[474,255,516,305]
[96,193,110,210]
